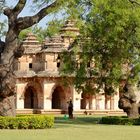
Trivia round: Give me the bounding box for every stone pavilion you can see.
[15,21,123,115]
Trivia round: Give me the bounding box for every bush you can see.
[28,116,46,129]
[0,117,9,129]
[133,118,140,125]
[18,117,30,129]
[44,116,54,128]
[0,115,54,129]
[100,116,140,125]
[8,117,19,129]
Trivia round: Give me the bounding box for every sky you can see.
[1,0,54,27]
[0,0,62,40]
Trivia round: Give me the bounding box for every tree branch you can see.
[3,7,12,18]
[16,1,59,31]
[4,0,27,17]
[4,0,27,30]
[129,0,140,6]
[3,0,64,64]
[12,0,27,17]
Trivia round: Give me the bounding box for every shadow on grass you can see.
[54,115,102,126]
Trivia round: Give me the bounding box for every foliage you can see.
[0,0,6,39]
[100,116,140,125]
[0,0,5,11]
[0,115,54,129]
[0,20,7,39]
[18,19,65,42]
[61,0,140,95]
[18,28,32,41]
[32,19,64,42]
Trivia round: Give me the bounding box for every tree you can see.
[25,19,64,42]
[61,0,140,118]
[0,0,74,116]
[18,17,66,42]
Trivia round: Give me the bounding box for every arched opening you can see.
[52,86,65,109]
[24,87,38,109]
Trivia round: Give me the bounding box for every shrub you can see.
[0,115,54,129]
[100,116,138,125]
[8,117,19,129]
[133,118,140,125]
[0,117,9,129]
[44,116,54,128]
[18,117,30,129]
[28,116,46,129]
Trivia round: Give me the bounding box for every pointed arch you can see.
[24,86,38,109]
[51,84,73,110]
[23,80,43,109]
[52,86,64,109]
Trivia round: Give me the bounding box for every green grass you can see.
[0,115,140,140]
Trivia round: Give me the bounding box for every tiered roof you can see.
[60,20,79,36]
[22,20,79,54]
[41,35,65,53]
[22,33,42,54]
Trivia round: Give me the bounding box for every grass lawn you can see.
[0,115,140,140]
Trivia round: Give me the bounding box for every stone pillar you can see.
[37,94,44,109]
[110,97,114,110]
[85,99,90,109]
[90,96,96,110]
[114,92,120,110]
[73,88,81,111]
[108,99,111,110]
[96,96,100,110]
[89,97,93,109]
[43,82,55,110]
[63,86,72,110]
[105,96,111,110]
[16,83,27,109]
[99,95,105,110]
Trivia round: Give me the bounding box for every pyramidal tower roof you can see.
[22,33,42,54]
[60,20,79,36]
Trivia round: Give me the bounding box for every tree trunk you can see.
[118,83,140,119]
[118,97,140,119]
[0,39,18,116]
[0,67,16,116]
[0,95,16,116]
[126,103,139,119]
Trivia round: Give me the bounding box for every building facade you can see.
[15,21,122,114]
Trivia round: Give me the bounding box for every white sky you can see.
[0,0,61,40]
[1,0,53,27]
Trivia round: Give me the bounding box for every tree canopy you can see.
[61,0,140,95]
